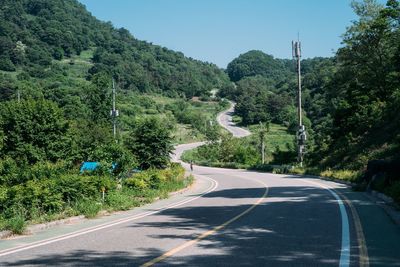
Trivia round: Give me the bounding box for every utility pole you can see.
[110,78,119,142]
[17,90,21,103]
[292,40,307,167]
[259,122,269,164]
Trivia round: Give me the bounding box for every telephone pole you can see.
[292,40,306,167]
[110,78,119,142]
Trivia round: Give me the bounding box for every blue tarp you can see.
[80,162,100,172]
[79,162,118,173]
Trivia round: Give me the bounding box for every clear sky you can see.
[77,0,384,68]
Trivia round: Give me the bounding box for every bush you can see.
[148,169,166,189]
[124,163,185,190]
[29,161,69,180]
[75,200,102,218]
[6,214,26,234]
[56,174,116,203]
[105,190,138,211]
[320,169,360,181]
[6,179,64,218]
[124,177,148,190]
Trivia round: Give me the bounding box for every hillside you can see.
[0,0,231,100]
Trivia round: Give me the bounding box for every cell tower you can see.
[110,78,119,142]
[292,40,306,166]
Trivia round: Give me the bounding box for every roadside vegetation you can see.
[182,123,296,169]
[0,161,191,234]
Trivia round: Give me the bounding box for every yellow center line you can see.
[140,184,269,267]
[337,192,369,267]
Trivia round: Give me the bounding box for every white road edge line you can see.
[300,179,350,267]
[0,175,218,258]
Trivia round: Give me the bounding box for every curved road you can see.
[0,105,399,266]
[216,101,251,137]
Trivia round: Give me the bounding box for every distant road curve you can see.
[216,101,251,138]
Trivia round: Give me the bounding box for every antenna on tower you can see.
[110,77,119,142]
[292,39,306,167]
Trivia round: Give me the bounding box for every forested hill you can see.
[226,50,293,83]
[0,0,230,98]
[221,0,400,177]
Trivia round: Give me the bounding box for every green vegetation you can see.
[0,162,190,234]
[182,123,296,169]
[0,0,231,97]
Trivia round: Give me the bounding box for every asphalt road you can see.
[216,102,251,137]
[0,105,399,266]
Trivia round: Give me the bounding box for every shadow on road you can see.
[2,185,364,266]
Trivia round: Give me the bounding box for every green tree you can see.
[125,117,173,169]
[85,73,112,122]
[0,99,69,163]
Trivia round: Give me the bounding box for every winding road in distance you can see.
[216,101,251,137]
[0,103,399,266]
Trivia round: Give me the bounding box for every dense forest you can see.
[0,0,230,98]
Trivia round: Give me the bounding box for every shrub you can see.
[0,186,8,210]
[124,177,148,190]
[56,174,116,203]
[106,190,138,211]
[6,214,26,234]
[148,169,166,189]
[320,169,360,181]
[29,161,69,180]
[8,179,64,218]
[75,200,102,218]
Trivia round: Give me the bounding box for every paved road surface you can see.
[0,105,399,266]
[217,102,251,137]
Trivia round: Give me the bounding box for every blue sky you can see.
[78,0,385,68]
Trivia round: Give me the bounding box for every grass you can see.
[173,124,204,144]
[181,122,296,169]
[75,200,103,218]
[5,214,27,235]
[146,94,177,105]
[248,123,295,153]
[189,100,223,119]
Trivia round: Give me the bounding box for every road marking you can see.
[300,179,352,267]
[337,191,369,267]
[302,178,370,266]
[0,175,218,258]
[140,179,269,267]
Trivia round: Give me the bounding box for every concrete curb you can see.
[0,230,12,239]
[0,215,85,240]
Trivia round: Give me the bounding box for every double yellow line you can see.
[141,176,368,267]
[141,182,269,267]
